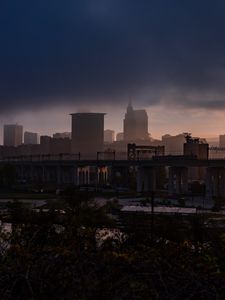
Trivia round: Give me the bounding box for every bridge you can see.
[1,154,225,200]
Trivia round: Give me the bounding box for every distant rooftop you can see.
[70,112,106,115]
[134,110,148,117]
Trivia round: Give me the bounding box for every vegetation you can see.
[0,189,225,299]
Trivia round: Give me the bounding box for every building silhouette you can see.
[71,113,105,156]
[162,134,186,155]
[116,132,124,141]
[40,135,52,153]
[184,137,208,159]
[24,131,38,145]
[40,135,71,154]
[219,135,225,148]
[53,132,71,139]
[123,102,149,141]
[184,134,208,181]
[3,124,23,146]
[104,130,115,143]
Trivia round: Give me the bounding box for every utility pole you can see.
[151,190,155,243]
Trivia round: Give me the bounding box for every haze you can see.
[1,0,225,142]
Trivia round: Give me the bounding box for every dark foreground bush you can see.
[0,190,224,299]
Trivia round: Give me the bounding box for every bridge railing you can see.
[3,153,81,162]
[3,151,225,162]
[209,148,225,159]
[2,151,129,162]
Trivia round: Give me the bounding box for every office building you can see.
[24,131,38,145]
[104,130,115,143]
[71,113,105,156]
[184,139,208,159]
[123,102,149,141]
[3,124,23,147]
[162,134,186,155]
[184,135,208,181]
[40,135,52,153]
[50,138,71,154]
[40,135,71,154]
[219,135,225,148]
[116,132,124,141]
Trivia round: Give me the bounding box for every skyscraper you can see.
[123,102,149,141]
[133,109,149,140]
[3,124,23,146]
[71,113,105,156]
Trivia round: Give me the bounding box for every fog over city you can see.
[1,1,225,140]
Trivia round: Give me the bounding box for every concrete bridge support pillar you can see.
[57,165,62,185]
[137,168,143,193]
[78,167,83,185]
[50,167,57,183]
[212,168,219,198]
[107,166,114,185]
[89,166,98,186]
[45,167,51,183]
[20,165,28,182]
[175,169,181,194]
[61,167,74,184]
[73,166,78,186]
[181,167,188,194]
[78,167,90,185]
[149,168,156,192]
[30,165,39,182]
[78,168,83,185]
[168,167,188,196]
[98,170,103,185]
[137,168,147,193]
[211,167,225,198]
[98,166,108,185]
[86,169,90,185]
[107,166,124,188]
[168,167,175,196]
[61,167,66,184]
[15,165,21,181]
[98,168,103,185]
[29,165,34,181]
[205,167,225,200]
[219,168,225,198]
[42,166,45,183]
[137,167,156,193]
[205,168,213,200]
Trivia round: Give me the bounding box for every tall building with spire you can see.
[123,102,149,141]
[123,101,136,141]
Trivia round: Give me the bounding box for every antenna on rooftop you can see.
[127,96,134,113]
[128,96,133,107]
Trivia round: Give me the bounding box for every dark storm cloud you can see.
[1,0,225,111]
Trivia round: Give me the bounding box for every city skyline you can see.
[0,104,224,144]
[1,2,225,297]
[0,1,225,141]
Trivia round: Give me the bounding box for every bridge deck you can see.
[2,157,225,167]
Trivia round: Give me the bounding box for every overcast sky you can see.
[1,0,225,141]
